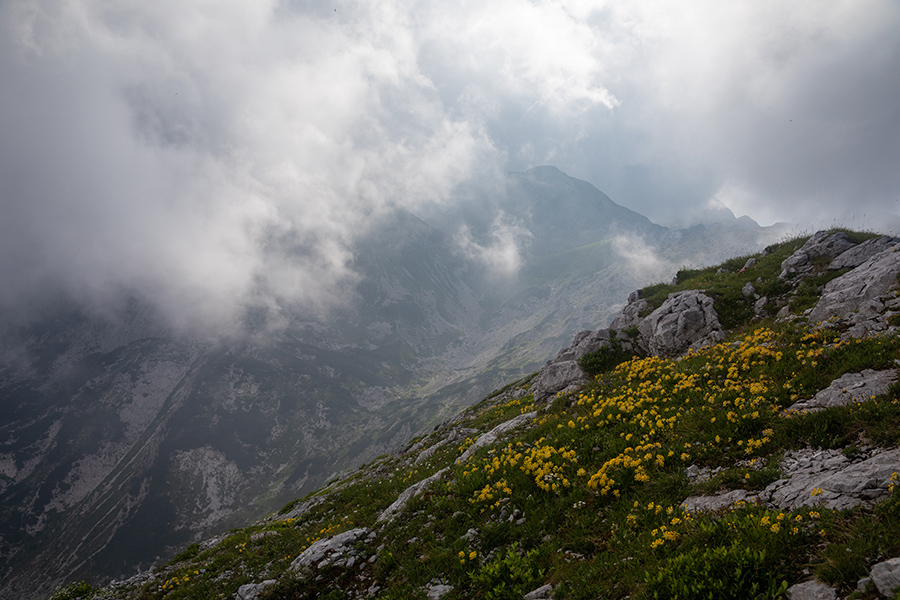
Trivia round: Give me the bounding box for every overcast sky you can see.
[2,0,899,330]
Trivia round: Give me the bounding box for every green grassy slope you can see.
[53,232,900,600]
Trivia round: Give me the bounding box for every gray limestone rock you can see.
[531,360,590,403]
[829,236,898,270]
[787,369,898,413]
[524,583,554,600]
[531,328,617,402]
[786,580,838,600]
[742,281,758,299]
[235,580,277,600]
[424,583,454,600]
[290,528,371,572]
[609,296,648,333]
[870,557,900,597]
[780,231,856,279]
[456,412,538,464]
[681,489,756,513]
[637,291,725,357]
[763,448,900,511]
[809,244,900,324]
[378,468,449,523]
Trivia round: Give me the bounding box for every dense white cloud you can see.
[1,0,897,330]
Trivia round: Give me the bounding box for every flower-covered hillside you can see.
[52,232,900,600]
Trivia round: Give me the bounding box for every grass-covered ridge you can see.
[52,233,900,600]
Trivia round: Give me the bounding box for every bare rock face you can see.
[763,448,900,511]
[870,557,900,597]
[531,360,591,403]
[829,236,898,270]
[609,291,647,332]
[531,329,615,402]
[234,580,277,600]
[809,244,900,328]
[290,528,373,572]
[637,291,725,357]
[787,369,898,413]
[786,580,838,600]
[780,231,856,279]
[681,489,756,513]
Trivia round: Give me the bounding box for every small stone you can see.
[424,583,454,600]
[786,579,838,600]
[234,580,277,600]
[524,583,554,600]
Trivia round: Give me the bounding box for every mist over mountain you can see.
[0,168,788,599]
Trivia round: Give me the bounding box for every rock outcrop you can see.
[636,290,725,357]
[809,244,900,334]
[779,231,856,279]
[290,528,374,572]
[828,235,898,270]
[787,369,898,413]
[871,557,900,597]
[531,290,724,401]
[786,580,838,600]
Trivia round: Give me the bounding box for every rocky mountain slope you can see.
[0,167,787,599]
[52,229,900,600]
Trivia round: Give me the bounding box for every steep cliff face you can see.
[0,168,787,599]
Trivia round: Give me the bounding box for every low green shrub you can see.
[469,543,544,600]
[644,546,788,600]
[577,339,635,377]
[47,582,96,600]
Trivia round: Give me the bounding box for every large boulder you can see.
[786,580,838,600]
[609,290,647,333]
[780,231,856,279]
[809,244,900,325]
[637,291,724,357]
[531,329,616,402]
[870,557,900,597]
[290,528,373,572]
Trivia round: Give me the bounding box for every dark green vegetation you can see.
[57,231,900,600]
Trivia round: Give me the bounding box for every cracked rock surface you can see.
[763,448,900,511]
[787,369,897,413]
[290,528,372,572]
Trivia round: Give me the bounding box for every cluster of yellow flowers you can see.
[574,327,793,496]
[305,522,341,547]
[458,549,478,564]
[471,478,513,508]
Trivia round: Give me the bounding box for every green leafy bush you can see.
[577,338,635,377]
[470,543,544,600]
[47,582,96,600]
[644,546,788,600]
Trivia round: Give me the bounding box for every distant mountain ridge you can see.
[0,167,788,599]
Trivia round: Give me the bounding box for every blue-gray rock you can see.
[378,468,449,523]
[290,528,371,571]
[637,291,724,357]
[787,369,897,413]
[786,580,838,600]
[829,236,898,270]
[809,244,900,325]
[780,231,856,279]
[235,580,277,600]
[871,557,900,597]
[524,583,554,600]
